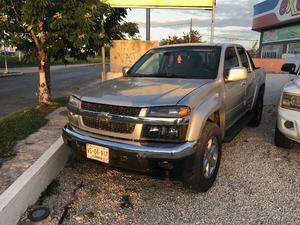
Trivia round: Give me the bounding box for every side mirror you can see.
[226,67,247,82]
[281,63,296,74]
[122,67,130,76]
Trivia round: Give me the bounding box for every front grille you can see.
[81,101,141,117]
[82,117,136,134]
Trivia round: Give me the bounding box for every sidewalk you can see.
[0,107,68,194]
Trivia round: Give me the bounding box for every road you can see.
[0,64,104,118]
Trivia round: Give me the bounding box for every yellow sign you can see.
[104,0,214,9]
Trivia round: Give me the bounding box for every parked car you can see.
[275,56,300,149]
[63,43,266,192]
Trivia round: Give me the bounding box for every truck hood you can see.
[77,77,211,107]
[283,77,300,94]
[295,78,300,89]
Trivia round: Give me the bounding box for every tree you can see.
[0,0,139,104]
[160,30,203,46]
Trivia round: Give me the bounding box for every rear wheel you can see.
[275,123,294,149]
[184,122,222,192]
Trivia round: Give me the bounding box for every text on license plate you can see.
[86,144,109,164]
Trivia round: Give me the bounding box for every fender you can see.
[251,68,266,109]
[186,92,225,141]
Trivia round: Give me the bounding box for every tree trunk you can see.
[38,49,51,104]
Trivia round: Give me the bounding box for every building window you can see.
[288,43,300,54]
[261,44,284,58]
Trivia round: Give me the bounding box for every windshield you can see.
[128,46,221,79]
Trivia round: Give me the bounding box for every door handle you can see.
[241,82,246,86]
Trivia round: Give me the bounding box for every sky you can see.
[125,0,263,49]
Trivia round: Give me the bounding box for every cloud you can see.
[125,0,261,47]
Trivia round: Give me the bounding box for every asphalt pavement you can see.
[0,64,105,118]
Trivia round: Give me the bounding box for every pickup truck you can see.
[63,43,266,192]
[275,56,300,149]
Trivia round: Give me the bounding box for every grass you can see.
[37,179,60,204]
[0,97,69,158]
[0,55,35,68]
[0,55,105,68]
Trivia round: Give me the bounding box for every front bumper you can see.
[62,124,197,173]
[277,107,300,143]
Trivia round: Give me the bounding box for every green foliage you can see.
[0,0,139,63]
[160,30,203,46]
[0,97,68,158]
[0,55,104,68]
[38,179,60,204]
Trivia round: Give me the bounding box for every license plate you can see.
[86,144,109,164]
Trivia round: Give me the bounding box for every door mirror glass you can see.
[281,63,296,74]
[122,67,130,76]
[226,67,248,82]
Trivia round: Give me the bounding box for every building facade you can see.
[253,0,300,58]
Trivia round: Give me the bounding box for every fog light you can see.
[158,161,173,170]
[284,120,294,129]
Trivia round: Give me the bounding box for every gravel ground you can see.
[19,104,300,225]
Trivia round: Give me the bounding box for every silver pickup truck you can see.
[63,43,266,192]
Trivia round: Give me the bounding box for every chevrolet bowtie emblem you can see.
[98,112,112,122]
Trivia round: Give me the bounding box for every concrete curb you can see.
[0,137,71,225]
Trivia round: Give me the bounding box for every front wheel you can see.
[184,122,222,192]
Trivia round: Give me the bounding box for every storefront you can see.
[253,0,300,58]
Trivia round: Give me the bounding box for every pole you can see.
[101,46,106,80]
[3,43,8,75]
[210,1,216,44]
[146,8,151,40]
[101,14,106,81]
[189,18,193,43]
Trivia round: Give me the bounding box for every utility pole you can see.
[189,18,193,43]
[146,9,151,40]
[101,14,106,81]
[210,0,216,44]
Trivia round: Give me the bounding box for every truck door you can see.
[224,47,246,129]
[237,47,256,111]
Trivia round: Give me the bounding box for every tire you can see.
[248,90,264,127]
[275,123,294,149]
[183,122,222,192]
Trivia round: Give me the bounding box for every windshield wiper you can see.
[127,73,150,77]
[127,73,188,78]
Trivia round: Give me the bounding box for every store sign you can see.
[279,0,300,16]
[253,0,300,30]
[104,0,214,9]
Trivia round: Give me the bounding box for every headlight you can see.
[147,106,191,118]
[142,124,188,142]
[282,93,300,111]
[68,95,81,109]
[68,96,81,127]
[143,106,190,142]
